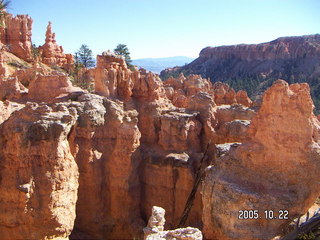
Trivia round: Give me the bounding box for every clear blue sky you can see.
[11,0,320,59]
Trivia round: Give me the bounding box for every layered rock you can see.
[93,51,167,102]
[12,63,50,87]
[40,22,74,70]
[199,35,320,60]
[143,206,203,240]
[0,100,24,124]
[160,34,320,110]
[131,71,206,230]
[0,14,33,62]
[202,80,320,239]
[161,35,320,81]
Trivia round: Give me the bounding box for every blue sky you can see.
[11,0,320,59]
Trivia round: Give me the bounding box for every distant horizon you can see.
[10,0,320,59]
[132,55,195,60]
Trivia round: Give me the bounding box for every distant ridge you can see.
[160,34,320,112]
[132,56,194,74]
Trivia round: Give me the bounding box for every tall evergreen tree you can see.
[114,44,132,66]
[75,44,95,68]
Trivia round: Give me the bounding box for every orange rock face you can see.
[163,73,212,108]
[68,94,144,239]
[161,35,320,84]
[236,90,252,107]
[28,71,84,102]
[0,14,33,62]
[39,22,74,70]
[212,81,237,105]
[202,80,320,240]
[0,102,79,240]
[93,51,133,100]
[0,76,28,101]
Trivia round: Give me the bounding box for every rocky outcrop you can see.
[202,80,320,240]
[163,74,212,108]
[93,51,166,102]
[0,102,79,239]
[28,71,84,102]
[93,51,133,100]
[0,100,24,124]
[236,90,252,107]
[40,22,74,70]
[0,76,28,101]
[69,94,144,239]
[164,75,252,108]
[0,15,74,69]
[0,14,33,62]
[143,206,203,240]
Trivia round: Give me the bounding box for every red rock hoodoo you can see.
[40,22,74,70]
[0,14,33,62]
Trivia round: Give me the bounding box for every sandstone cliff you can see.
[161,34,320,111]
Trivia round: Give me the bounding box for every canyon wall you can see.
[161,35,320,81]
[160,34,320,111]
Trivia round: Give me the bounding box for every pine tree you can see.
[74,44,95,68]
[114,44,132,66]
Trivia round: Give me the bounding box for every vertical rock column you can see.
[0,14,33,62]
[0,103,79,239]
[70,95,144,239]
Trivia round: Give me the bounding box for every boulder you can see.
[144,206,203,240]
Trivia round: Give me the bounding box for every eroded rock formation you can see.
[69,94,144,239]
[28,71,84,102]
[0,14,74,70]
[143,206,203,240]
[0,14,33,62]
[0,102,79,239]
[40,22,74,70]
[202,80,320,240]
[161,35,320,81]
[0,12,320,240]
